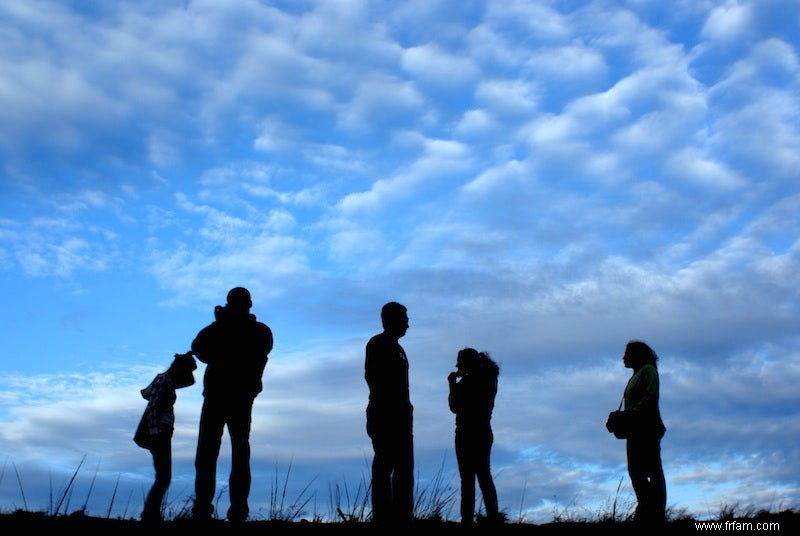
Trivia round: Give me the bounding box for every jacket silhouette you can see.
[448,348,501,524]
[191,287,273,523]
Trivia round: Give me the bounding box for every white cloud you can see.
[337,73,426,131]
[475,78,540,117]
[525,45,607,82]
[701,1,754,43]
[1,0,799,523]
[401,43,480,87]
[666,148,746,189]
[485,0,571,43]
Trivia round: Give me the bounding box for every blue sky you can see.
[1,0,799,524]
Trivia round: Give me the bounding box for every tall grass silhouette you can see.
[1,457,798,529]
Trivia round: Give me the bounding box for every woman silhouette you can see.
[136,351,196,523]
[621,340,667,524]
[448,347,502,525]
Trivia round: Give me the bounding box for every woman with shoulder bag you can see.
[619,340,667,525]
[135,351,197,522]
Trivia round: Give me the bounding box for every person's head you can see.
[381,301,408,340]
[226,287,253,315]
[456,347,499,377]
[456,347,480,374]
[623,340,658,370]
[169,353,197,389]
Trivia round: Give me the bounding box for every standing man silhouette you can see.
[365,301,414,524]
[191,287,273,523]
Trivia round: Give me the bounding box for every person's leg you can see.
[628,435,666,523]
[369,433,392,524]
[143,435,172,522]
[645,437,667,523]
[392,427,414,524]
[627,436,647,521]
[455,432,476,524]
[194,400,224,519]
[475,432,499,521]
[227,401,254,523]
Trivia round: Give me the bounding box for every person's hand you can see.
[448,372,459,383]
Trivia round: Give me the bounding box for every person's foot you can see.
[227,506,249,523]
[140,510,163,523]
[370,514,389,525]
[477,512,507,525]
[632,507,665,526]
[191,506,213,522]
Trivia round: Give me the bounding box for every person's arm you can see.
[263,325,274,356]
[364,338,381,388]
[482,375,498,415]
[191,324,216,364]
[152,382,177,411]
[628,365,659,413]
[255,324,273,376]
[448,372,461,414]
[365,336,393,402]
[251,325,271,389]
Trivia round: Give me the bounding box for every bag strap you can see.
[617,395,624,411]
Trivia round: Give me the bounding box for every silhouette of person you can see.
[191,287,273,523]
[137,351,197,523]
[364,301,414,524]
[620,340,667,524]
[448,348,502,525]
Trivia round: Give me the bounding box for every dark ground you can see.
[2,510,799,533]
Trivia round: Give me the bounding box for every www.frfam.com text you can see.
[694,520,781,531]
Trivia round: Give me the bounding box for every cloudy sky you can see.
[1,0,799,524]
